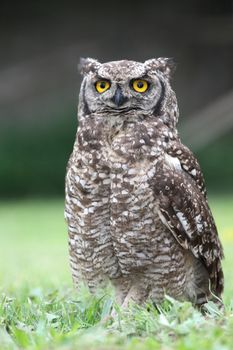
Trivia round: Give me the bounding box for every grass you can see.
[0,195,233,349]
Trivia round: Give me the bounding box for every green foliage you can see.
[0,288,233,350]
[195,129,233,193]
[0,112,76,198]
[0,197,233,349]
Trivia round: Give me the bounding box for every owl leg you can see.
[120,276,150,309]
[111,277,131,305]
[69,248,82,289]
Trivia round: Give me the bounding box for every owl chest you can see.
[73,144,170,275]
[109,160,166,270]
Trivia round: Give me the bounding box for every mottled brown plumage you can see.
[65,57,224,308]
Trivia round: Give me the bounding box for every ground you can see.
[0,196,232,349]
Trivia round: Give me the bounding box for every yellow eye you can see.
[132,79,149,93]
[95,80,110,93]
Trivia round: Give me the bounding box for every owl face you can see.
[79,58,176,117]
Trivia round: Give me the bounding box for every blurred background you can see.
[0,0,233,198]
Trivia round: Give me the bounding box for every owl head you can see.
[78,58,178,129]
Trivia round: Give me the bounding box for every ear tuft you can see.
[145,57,176,79]
[78,57,101,75]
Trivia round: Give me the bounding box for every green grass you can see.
[0,196,233,349]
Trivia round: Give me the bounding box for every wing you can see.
[167,140,207,197]
[151,151,224,296]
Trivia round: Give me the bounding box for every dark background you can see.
[0,0,232,197]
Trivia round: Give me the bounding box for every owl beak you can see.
[112,86,128,107]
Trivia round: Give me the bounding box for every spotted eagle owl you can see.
[65,57,224,308]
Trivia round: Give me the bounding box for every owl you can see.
[65,57,224,309]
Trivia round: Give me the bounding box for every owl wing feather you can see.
[167,140,207,197]
[152,151,224,296]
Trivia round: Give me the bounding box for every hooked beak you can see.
[111,86,128,107]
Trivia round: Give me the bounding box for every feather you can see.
[152,155,224,296]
